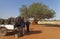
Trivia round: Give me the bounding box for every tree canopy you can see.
[20,3,56,20]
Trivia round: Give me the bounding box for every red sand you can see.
[0,24,60,39]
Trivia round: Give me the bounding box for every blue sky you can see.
[0,0,60,20]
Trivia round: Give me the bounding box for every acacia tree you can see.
[20,5,28,20]
[20,3,56,20]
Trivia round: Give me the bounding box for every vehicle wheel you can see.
[0,28,7,36]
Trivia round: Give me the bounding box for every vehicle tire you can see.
[0,28,7,36]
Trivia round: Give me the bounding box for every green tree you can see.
[20,5,28,20]
[0,19,4,24]
[8,17,15,24]
[20,3,56,20]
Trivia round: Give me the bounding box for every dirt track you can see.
[0,24,60,39]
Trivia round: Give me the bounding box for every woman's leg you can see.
[20,27,25,36]
[14,27,19,38]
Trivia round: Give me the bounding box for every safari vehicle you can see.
[0,24,15,36]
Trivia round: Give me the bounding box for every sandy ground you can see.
[0,24,60,39]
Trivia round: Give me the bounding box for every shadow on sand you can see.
[25,30,42,35]
[6,32,15,36]
[6,30,42,36]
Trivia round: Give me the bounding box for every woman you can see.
[14,16,22,38]
[20,17,25,36]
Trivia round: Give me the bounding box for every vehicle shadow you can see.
[6,31,15,36]
[6,30,42,36]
